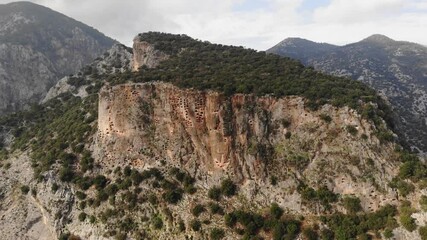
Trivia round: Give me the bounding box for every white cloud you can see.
[0,0,426,49]
[313,0,405,23]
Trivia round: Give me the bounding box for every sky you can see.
[1,0,426,50]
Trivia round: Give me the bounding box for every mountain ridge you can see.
[268,34,427,153]
[0,1,116,115]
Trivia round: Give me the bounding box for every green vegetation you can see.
[320,114,332,123]
[302,227,319,240]
[191,204,205,217]
[342,196,362,214]
[383,228,394,239]
[321,204,397,240]
[20,185,30,194]
[106,32,394,132]
[399,201,417,232]
[298,183,338,210]
[346,125,358,136]
[78,212,87,222]
[210,228,225,240]
[270,203,284,220]
[419,226,427,240]
[420,195,427,211]
[208,202,224,215]
[220,178,237,197]
[152,216,163,229]
[190,219,201,231]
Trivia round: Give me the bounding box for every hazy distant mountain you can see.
[268,34,427,153]
[0,1,116,115]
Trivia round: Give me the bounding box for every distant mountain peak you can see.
[362,34,395,44]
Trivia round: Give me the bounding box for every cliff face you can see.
[95,82,398,209]
[132,37,168,70]
[0,2,116,115]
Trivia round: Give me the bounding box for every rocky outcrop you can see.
[132,37,169,71]
[267,34,427,154]
[0,1,116,115]
[95,82,399,211]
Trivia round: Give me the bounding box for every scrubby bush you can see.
[192,204,205,217]
[20,185,30,194]
[208,186,222,201]
[152,216,163,229]
[221,179,237,197]
[210,228,225,240]
[162,188,183,204]
[78,212,87,222]
[270,203,284,220]
[419,226,427,240]
[342,196,362,214]
[190,219,201,231]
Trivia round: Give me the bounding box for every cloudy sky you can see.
[1,0,427,50]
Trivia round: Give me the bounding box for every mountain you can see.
[0,1,116,115]
[1,32,426,239]
[267,34,427,154]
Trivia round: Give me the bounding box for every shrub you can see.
[285,132,292,139]
[270,175,278,186]
[78,212,87,222]
[220,179,237,197]
[389,178,415,197]
[399,201,417,232]
[192,204,205,217]
[320,114,332,123]
[51,183,59,192]
[210,228,225,240]
[76,191,87,200]
[152,216,163,229]
[224,212,237,227]
[302,227,318,240]
[20,185,30,194]
[383,228,393,239]
[346,125,358,136]
[419,226,427,240]
[282,119,291,128]
[342,196,362,214]
[421,195,427,211]
[208,186,222,201]
[209,202,224,215]
[190,219,201,231]
[162,188,183,204]
[270,203,284,220]
[320,228,334,240]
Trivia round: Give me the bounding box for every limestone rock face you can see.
[0,2,116,115]
[95,82,399,211]
[132,37,169,71]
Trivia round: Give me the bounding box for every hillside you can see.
[0,1,116,115]
[0,32,426,240]
[267,34,427,154]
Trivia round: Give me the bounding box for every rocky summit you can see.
[1,32,427,240]
[0,1,116,115]
[268,34,427,154]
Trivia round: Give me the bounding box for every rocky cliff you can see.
[0,1,116,115]
[1,33,426,240]
[268,34,427,154]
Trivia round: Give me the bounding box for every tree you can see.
[342,196,362,214]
